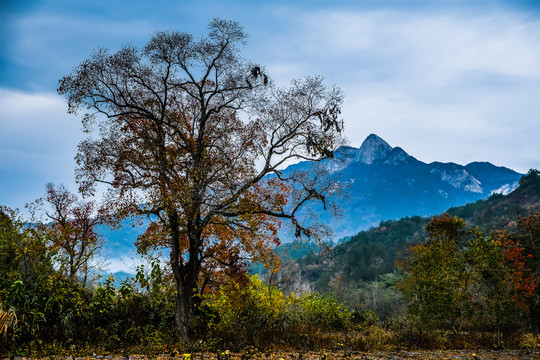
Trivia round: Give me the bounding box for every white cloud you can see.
[1,89,69,131]
[0,89,80,158]
[105,257,137,274]
[256,9,540,173]
[399,14,540,81]
[0,89,82,212]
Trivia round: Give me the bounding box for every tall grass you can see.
[0,306,17,338]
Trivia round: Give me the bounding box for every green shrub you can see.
[204,275,353,349]
[205,275,285,349]
[287,292,351,332]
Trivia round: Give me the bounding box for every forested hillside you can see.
[277,169,540,294]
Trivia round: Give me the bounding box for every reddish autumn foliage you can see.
[508,213,540,333]
[27,183,105,286]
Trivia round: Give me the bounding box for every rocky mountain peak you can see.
[357,134,393,164]
[384,147,411,165]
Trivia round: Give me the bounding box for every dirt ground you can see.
[199,351,539,360]
[5,350,540,360]
[154,351,537,360]
[140,350,538,360]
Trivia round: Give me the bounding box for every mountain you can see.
[96,134,523,272]
[279,134,522,239]
[285,169,540,292]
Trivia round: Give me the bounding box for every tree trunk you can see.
[169,212,202,343]
[176,262,199,343]
[168,210,191,343]
[174,276,191,342]
[532,308,540,338]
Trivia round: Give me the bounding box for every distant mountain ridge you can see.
[280,134,522,239]
[97,134,523,272]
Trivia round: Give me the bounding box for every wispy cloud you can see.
[256,9,540,171]
[0,89,81,210]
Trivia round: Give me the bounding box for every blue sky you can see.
[1,0,540,214]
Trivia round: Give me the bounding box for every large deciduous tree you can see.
[58,19,345,341]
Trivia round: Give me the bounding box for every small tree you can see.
[397,215,477,333]
[58,19,345,341]
[398,214,537,342]
[509,212,540,335]
[470,230,522,345]
[41,183,104,285]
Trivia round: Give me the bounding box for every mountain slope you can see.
[289,169,540,292]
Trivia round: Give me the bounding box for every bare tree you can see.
[58,18,345,341]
